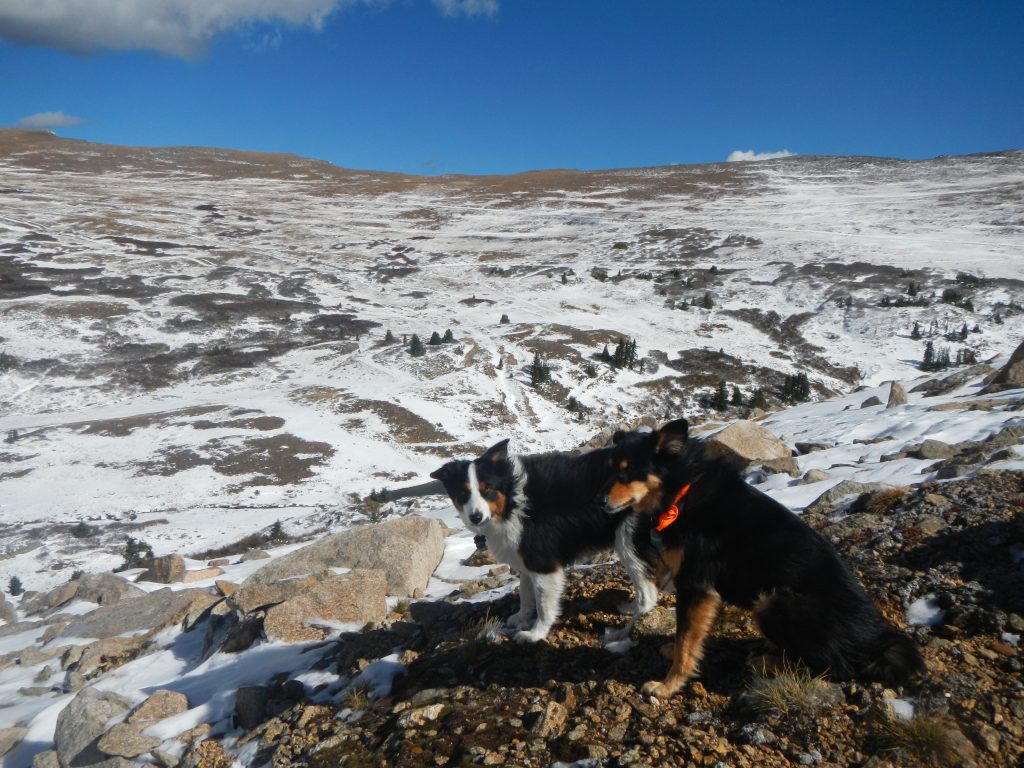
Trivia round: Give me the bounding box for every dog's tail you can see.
[860,629,925,686]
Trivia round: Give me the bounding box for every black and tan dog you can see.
[604,418,924,699]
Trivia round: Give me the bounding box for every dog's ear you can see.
[611,430,627,444]
[481,438,511,464]
[656,418,689,453]
[429,462,453,482]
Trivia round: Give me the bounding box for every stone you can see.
[239,549,270,562]
[59,588,217,641]
[803,480,893,518]
[912,364,996,396]
[860,396,882,408]
[759,456,801,477]
[0,727,27,757]
[794,441,832,455]
[703,420,792,470]
[140,554,187,584]
[924,493,951,506]
[233,574,320,615]
[74,573,145,606]
[247,516,445,597]
[214,580,238,598]
[207,559,230,567]
[263,569,388,643]
[153,749,182,768]
[530,701,568,739]
[800,469,830,485]
[97,723,162,758]
[886,381,908,407]
[912,439,956,460]
[181,567,223,583]
[31,750,59,768]
[397,703,447,729]
[980,341,1024,394]
[128,690,190,724]
[54,687,131,768]
[234,685,270,730]
[0,597,16,624]
[40,623,67,644]
[632,606,676,638]
[21,581,79,616]
[76,637,150,678]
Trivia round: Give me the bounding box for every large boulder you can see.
[247,516,445,597]
[0,597,16,624]
[54,687,131,768]
[886,381,908,407]
[980,340,1024,394]
[21,582,79,616]
[139,555,186,584]
[233,575,320,615]
[912,363,997,396]
[59,588,217,641]
[263,569,388,643]
[74,573,145,606]
[703,420,791,470]
[97,724,162,759]
[0,727,27,757]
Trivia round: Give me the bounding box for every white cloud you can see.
[14,111,85,129]
[432,0,498,16]
[0,0,498,58]
[727,149,795,162]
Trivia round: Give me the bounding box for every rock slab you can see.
[704,420,791,469]
[54,687,131,768]
[263,569,388,643]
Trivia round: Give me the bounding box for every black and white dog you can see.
[431,438,657,643]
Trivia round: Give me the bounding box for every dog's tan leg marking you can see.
[643,590,721,700]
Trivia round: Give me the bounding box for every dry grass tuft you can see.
[866,487,911,515]
[873,714,971,767]
[748,660,839,715]
[463,609,504,644]
[342,684,371,713]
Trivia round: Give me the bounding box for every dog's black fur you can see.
[604,418,925,698]
[431,439,656,642]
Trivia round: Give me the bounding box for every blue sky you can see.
[1,1,1022,175]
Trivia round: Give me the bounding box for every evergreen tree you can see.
[7,575,23,597]
[711,379,729,411]
[384,329,395,343]
[442,329,454,343]
[731,386,743,406]
[781,372,811,403]
[530,352,551,386]
[71,521,94,538]
[993,312,1003,325]
[750,388,769,410]
[958,323,969,342]
[268,520,288,543]
[408,334,426,357]
[118,537,154,571]
[428,331,442,345]
[907,281,918,297]
[922,340,935,370]
[499,314,511,324]
[702,292,714,310]
[600,344,612,364]
[911,321,922,340]
[561,272,568,284]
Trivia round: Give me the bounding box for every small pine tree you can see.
[958,323,969,342]
[582,362,597,378]
[971,323,981,334]
[561,272,568,284]
[428,331,442,345]
[750,388,769,410]
[384,329,395,343]
[731,386,743,406]
[71,521,94,538]
[7,575,24,596]
[781,372,811,403]
[500,314,511,324]
[922,340,935,370]
[907,281,918,297]
[530,352,551,387]
[910,321,922,340]
[711,379,729,411]
[702,293,714,310]
[4,429,16,444]
[993,311,1003,325]
[599,345,612,364]
[408,334,426,357]
[268,520,288,543]
[442,329,454,343]
[118,537,154,571]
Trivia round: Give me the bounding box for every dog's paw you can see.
[641,680,675,700]
[506,611,536,631]
[513,629,547,644]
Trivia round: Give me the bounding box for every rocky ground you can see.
[214,470,1024,768]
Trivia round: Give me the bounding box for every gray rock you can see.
[74,573,145,606]
[128,689,189,724]
[759,457,800,477]
[0,597,16,624]
[794,441,832,455]
[32,750,60,768]
[979,341,1024,394]
[97,723,161,758]
[153,749,181,768]
[233,574,320,615]
[860,395,883,408]
[263,569,388,642]
[140,555,186,584]
[824,513,885,540]
[632,606,676,638]
[234,685,270,730]
[21,582,79,617]
[54,687,131,768]
[0,727,27,757]
[239,549,270,562]
[886,381,908,407]
[704,420,792,470]
[912,439,957,460]
[912,364,996,396]
[799,469,830,485]
[59,588,217,641]
[247,516,445,597]
[803,480,892,518]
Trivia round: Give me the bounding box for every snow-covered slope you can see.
[0,131,1022,592]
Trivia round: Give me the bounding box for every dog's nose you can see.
[469,511,483,525]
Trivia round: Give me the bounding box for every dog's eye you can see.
[483,489,498,500]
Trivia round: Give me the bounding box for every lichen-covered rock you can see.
[74,572,145,606]
[262,569,387,643]
[247,516,445,597]
[704,420,791,470]
[140,554,187,584]
[97,722,162,758]
[886,381,908,407]
[0,727,27,757]
[54,687,131,768]
[979,341,1024,394]
[59,588,216,641]
[128,689,190,724]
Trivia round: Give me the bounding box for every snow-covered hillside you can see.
[1,130,1022,590]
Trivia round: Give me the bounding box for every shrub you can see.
[442,329,454,343]
[749,388,769,410]
[872,714,971,768]
[702,293,714,309]
[0,351,16,372]
[408,334,426,357]
[7,575,24,596]
[117,537,154,571]
[781,372,811,403]
[582,362,598,378]
[70,570,85,582]
[268,520,288,544]
[499,314,510,324]
[71,521,94,539]
[384,329,395,343]
[530,352,552,386]
[591,267,608,282]
[428,331,442,345]
[910,321,921,340]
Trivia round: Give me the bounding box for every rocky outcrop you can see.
[96,723,162,759]
[912,363,997,396]
[74,573,145,606]
[979,341,1024,394]
[703,420,791,470]
[262,569,388,642]
[860,395,882,408]
[128,690,189,724]
[140,554,186,584]
[54,687,131,768]
[247,516,445,597]
[21,582,79,617]
[886,380,908,407]
[59,588,217,641]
